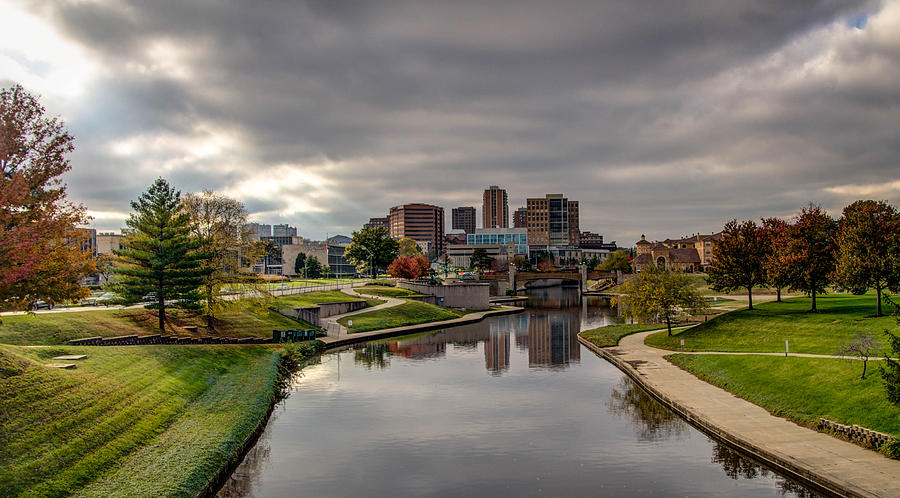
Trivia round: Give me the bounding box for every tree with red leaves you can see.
[707,219,770,310]
[779,204,838,312]
[0,85,92,313]
[761,217,790,303]
[387,255,430,279]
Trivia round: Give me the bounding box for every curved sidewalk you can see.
[319,287,406,338]
[579,329,900,497]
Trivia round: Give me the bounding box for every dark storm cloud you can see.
[10,0,897,242]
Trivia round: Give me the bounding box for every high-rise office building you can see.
[388,203,445,255]
[272,224,297,237]
[365,217,389,230]
[513,207,527,228]
[482,185,508,229]
[526,194,580,246]
[451,206,477,233]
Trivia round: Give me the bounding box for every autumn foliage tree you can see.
[761,217,790,302]
[0,85,93,312]
[780,204,838,312]
[707,219,770,310]
[345,226,399,277]
[388,255,430,279]
[834,200,900,316]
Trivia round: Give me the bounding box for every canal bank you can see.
[578,330,900,497]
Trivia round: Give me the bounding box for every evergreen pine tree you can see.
[113,178,211,332]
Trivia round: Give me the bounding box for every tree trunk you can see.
[876,283,883,317]
[747,286,754,310]
[158,297,165,332]
[206,283,214,330]
[862,359,867,380]
[810,290,817,312]
[666,315,672,336]
[776,287,781,303]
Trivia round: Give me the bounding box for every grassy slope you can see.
[646,294,898,355]
[0,305,299,346]
[0,344,283,496]
[274,290,383,309]
[580,324,668,347]
[668,354,900,437]
[338,300,462,333]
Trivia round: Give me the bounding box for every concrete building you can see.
[245,223,272,240]
[446,244,510,268]
[72,228,97,258]
[273,224,297,237]
[281,241,328,277]
[513,207,527,228]
[365,217,389,230]
[96,232,124,255]
[526,194,580,247]
[482,185,509,229]
[451,206,477,234]
[659,233,723,269]
[389,203,445,256]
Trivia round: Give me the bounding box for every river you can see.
[219,288,816,497]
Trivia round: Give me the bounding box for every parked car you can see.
[32,300,54,311]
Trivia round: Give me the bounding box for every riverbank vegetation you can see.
[580,324,669,347]
[668,354,900,438]
[273,290,384,309]
[646,294,896,355]
[354,285,424,299]
[338,300,462,333]
[0,343,323,496]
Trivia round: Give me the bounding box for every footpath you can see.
[578,329,900,497]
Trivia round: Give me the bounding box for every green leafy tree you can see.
[834,200,900,316]
[762,217,790,302]
[113,178,211,332]
[398,237,422,257]
[602,250,632,273]
[510,254,531,271]
[470,248,494,271]
[613,264,707,336]
[294,252,307,275]
[305,255,326,278]
[344,226,399,277]
[707,219,770,310]
[780,204,838,312]
[882,294,900,406]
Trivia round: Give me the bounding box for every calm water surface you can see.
[220,288,816,497]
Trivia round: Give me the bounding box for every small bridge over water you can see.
[478,267,619,292]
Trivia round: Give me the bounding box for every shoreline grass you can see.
[579,324,667,347]
[667,354,900,438]
[273,290,384,309]
[354,286,425,299]
[646,294,898,355]
[0,344,289,496]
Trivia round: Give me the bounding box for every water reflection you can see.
[607,376,688,442]
[711,443,822,497]
[353,343,391,370]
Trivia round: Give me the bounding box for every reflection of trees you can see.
[711,443,817,497]
[217,421,273,497]
[607,377,688,441]
[354,343,391,370]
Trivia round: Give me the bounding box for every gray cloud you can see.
[5,0,897,244]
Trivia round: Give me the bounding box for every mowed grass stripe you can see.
[0,345,281,496]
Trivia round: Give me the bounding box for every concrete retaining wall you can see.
[68,335,270,346]
[818,418,894,450]
[405,294,441,305]
[288,300,367,326]
[397,281,491,310]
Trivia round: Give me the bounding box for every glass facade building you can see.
[466,228,528,254]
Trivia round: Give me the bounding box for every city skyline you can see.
[2,1,897,245]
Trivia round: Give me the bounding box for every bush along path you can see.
[577,328,900,497]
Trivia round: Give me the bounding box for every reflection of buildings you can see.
[518,312,580,369]
[526,287,582,309]
[389,341,447,360]
[485,330,510,375]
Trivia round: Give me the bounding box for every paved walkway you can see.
[580,330,900,497]
[319,287,406,339]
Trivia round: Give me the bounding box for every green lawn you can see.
[338,300,463,333]
[668,354,900,438]
[354,286,424,299]
[646,294,898,355]
[0,344,289,496]
[0,304,300,346]
[273,290,383,309]
[580,324,668,347]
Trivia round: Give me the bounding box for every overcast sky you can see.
[2,0,898,244]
